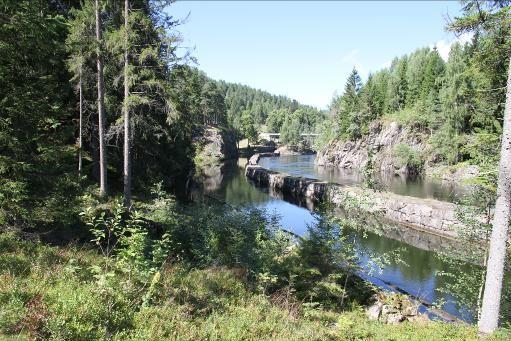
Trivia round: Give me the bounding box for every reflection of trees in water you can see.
[199,157,509,322]
[344,224,456,283]
[224,172,269,205]
[198,164,224,192]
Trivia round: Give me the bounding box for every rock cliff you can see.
[194,126,238,169]
[315,121,480,183]
[315,121,423,175]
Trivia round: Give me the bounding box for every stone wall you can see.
[245,155,481,239]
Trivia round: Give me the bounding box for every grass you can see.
[1,232,510,340]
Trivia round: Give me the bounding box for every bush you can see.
[383,107,433,132]
[393,144,423,173]
[461,132,500,166]
[429,125,466,165]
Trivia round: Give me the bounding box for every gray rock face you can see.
[365,293,427,324]
[194,126,238,168]
[315,121,423,175]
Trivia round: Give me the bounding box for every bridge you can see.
[258,132,319,144]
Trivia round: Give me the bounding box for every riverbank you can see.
[246,153,483,240]
[2,231,495,340]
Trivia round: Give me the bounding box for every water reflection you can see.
[191,157,482,322]
[259,155,467,202]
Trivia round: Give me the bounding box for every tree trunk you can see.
[78,65,83,176]
[123,0,131,207]
[478,54,511,334]
[95,0,107,196]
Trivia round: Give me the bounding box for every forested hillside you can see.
[219,81,322,135]
[318,1,510,170]
[172,69,325,146]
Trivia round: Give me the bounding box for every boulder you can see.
[366,293,423,324]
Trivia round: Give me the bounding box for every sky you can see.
[168,1,466,109]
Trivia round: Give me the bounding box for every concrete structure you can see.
[258,132,319,144]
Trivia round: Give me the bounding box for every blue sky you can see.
[168,1,465,109]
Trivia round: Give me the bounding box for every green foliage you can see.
[313,116,338,150]
[82,201,171,280]
[462,132,501,166]
[221,81,320,130]
[240,110,258,145]
[2,229,507,339]
[393,144,423,173]
[265,108,289,132]
[433,156,511,323]
[0,0,80,228]
[332,68,363,140]
[279,108,322,148]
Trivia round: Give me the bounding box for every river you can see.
[190,155,509,323]
[259,154,467,202]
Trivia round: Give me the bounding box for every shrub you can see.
[393,144,423,173]
[461,132,500,166]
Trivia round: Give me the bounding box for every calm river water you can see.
[191,155,508,323]
[259,154,467,202]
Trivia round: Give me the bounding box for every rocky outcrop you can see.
[246,153,487,239]
[425,164,480,183]
[194,126,238,169]
[315,121,481,183]
[315,121,423,175]
[366,293,426,324]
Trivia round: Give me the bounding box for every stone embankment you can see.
[246,154,480,239]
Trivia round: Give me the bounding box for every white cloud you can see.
[434,39,452,61]
[340,49,368,77]
[457,32,473,45]
[432,32,474,61]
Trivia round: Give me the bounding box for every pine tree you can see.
[386,56,408,113]
[95,0,107,196]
